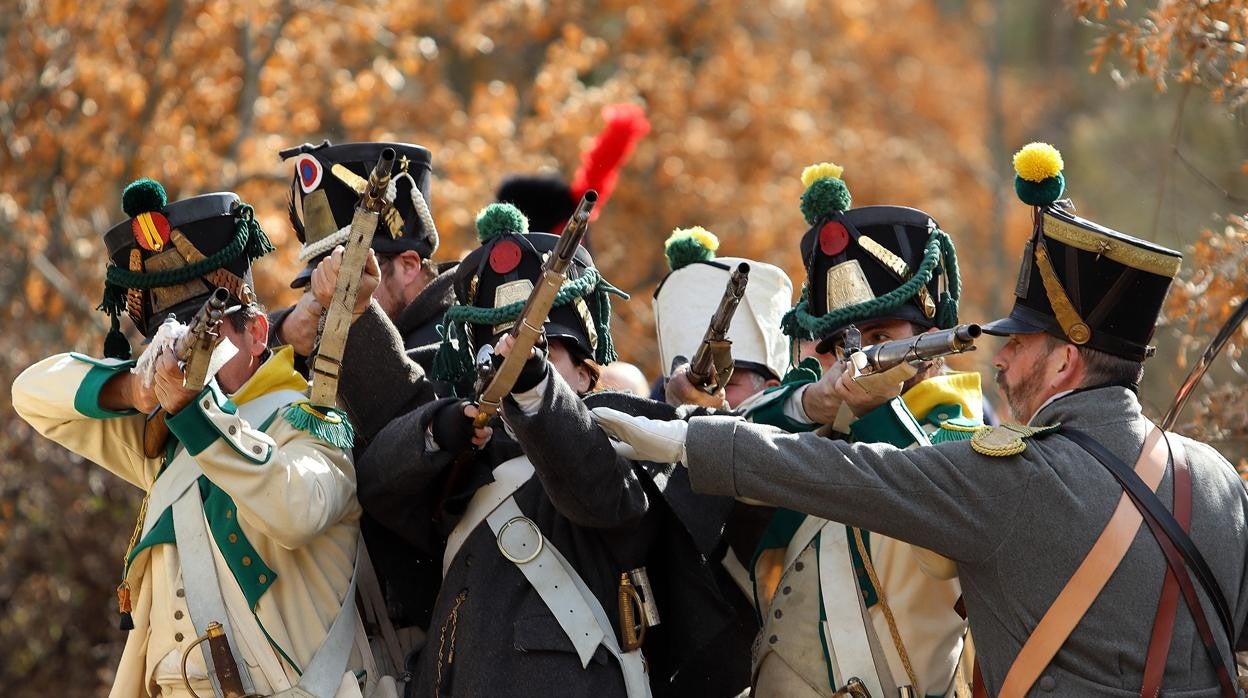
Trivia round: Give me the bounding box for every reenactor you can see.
[345,204,733,698]
[594,145,1248,697]
[13,179,371,697]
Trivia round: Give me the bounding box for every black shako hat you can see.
[430,203,627,385]
[982,143,1181,361]
[280,140,436,287]
[98,178,274,359]
[781,162,961,352]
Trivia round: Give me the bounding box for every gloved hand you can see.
[590,407,689,464]
[431,399,491,452]
[510,340,550,395]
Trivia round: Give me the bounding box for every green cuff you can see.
[850,397,929,448]
[165,382,230,456]
[72,356,139,419]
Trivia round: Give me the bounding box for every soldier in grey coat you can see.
[594,145,1248,696]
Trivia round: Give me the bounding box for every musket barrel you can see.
[859,323,981,370]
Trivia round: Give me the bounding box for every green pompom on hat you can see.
[121,178,168,217]
[1013,142,1066,206]
[664,226,719,270]
[799,162,852,226]
[475,202,529,243]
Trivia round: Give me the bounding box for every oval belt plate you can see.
[497,516,543,564]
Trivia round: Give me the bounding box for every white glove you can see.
[590,407,689,465]
[132,317,187,390]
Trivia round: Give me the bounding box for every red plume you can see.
[570,103,651,220]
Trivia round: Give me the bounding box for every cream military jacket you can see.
[12,348,363,697]
[748,372,981,697]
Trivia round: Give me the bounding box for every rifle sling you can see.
[1140,436,1190,697]
[1064,428,1237,697]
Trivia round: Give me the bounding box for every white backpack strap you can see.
[292,541,362,696]
[442,456,535,575]
[173,485,257,697]
[818,524,896,696]
[142,389,306,538]
[486,496,651,697]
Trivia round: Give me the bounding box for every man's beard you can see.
[996,364,1044,423]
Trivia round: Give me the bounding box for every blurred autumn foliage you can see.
[1,0,1246,694]
[1071,0,1248,474]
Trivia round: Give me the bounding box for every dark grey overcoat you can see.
[359,370,741,698]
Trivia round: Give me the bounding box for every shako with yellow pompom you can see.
[652,226,794,384]
[781,162,963,355]
[981,142,1183,362]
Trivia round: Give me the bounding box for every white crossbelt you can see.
[142,389,305,539]
[150,388,359,697]
[445,456,651,697]
[818,523,897,697]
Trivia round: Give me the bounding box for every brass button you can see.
[258,574,268,584]
[774,609,783,619]
[174,610,183,620]
[228,533,238,544]
[225,510,233,519]
[175,588,185,598]
[252,445,263,455]
[228,426,237,435]
[242,556,252,566]
[794,561,805,572]
[782,586,792,595]
[768,635,778,644]
[175,632,184,642]
[202,399,212,410]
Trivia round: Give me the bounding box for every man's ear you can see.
[398,251,425,284]
[1051,342,1082,389]
[764,377,781,389]
[248,313,270,356]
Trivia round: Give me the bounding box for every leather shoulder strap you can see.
[999,426,1168,698]
[1139,436,1191,697]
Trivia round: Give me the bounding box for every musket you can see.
[431,192,597,522]
[308,147,396,407]
[142,287,232,458]
[842,323,981,376]
[471,190,598,428]
[685,262,750,394]
[1162,296,1248,430]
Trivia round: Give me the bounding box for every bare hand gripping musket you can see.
[308,147,396,407]
[142,286,232,458]
[685,262,750,394]
[471,190,598,428]
[842,322,981,376]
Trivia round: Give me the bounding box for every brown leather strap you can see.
[999,427,1168,698]
[1139,437,1191,697]
[1130,437,1236,697]
[972,660,987,698]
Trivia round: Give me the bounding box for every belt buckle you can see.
[497,516,543,564]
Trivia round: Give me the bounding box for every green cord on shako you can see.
[432,202,628,390]
[779,161,962,362]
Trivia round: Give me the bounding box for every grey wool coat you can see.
[683,386,1248,697]
[359,370,741,698]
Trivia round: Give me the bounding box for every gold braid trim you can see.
[851,526,920,691]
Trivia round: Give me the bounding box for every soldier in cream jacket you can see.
[13,180,368,698]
